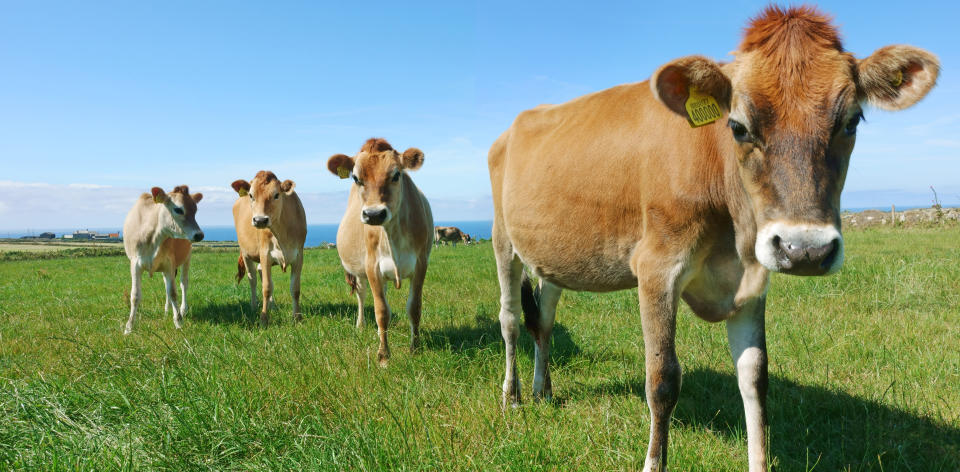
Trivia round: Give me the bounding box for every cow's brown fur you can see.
[328,138,433,366]
[489,7,937,472]
[231,170,307,326]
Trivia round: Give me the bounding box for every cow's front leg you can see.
[366,259,391,366]
[259,253,273,326]
[124,261,144,335]
[243,255,258,312]
[289,255,303,322]
[178,257,190,318]
[635,256,683,472]
[727,296,769,472]
[162,269,182,329]
[406,257,428,352]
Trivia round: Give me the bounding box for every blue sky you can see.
[1,1,957,231]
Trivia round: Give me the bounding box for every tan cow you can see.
[231,171,307,326]
[488,6,937,471]
[327,138,433,365]
[123,185,204,334]
[434,226,471,247]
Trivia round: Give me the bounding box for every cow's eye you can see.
[274,193,280,200]
[728,119,750,143]
[248,193,254,200]
[352,174,363,186]
[844,112,863,136]
[173,207,184,215]
[391,171,401,182]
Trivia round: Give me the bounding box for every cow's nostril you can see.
[817,238,840,269]
[194,232,204,242]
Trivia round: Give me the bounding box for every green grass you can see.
[1,227,958,470]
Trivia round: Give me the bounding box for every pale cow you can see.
[123,185,204,334]
[434,226,471,247]
[231,171,307,326]
[488,7,937,471]
[327,138,433,365]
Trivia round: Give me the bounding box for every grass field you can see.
[1,227,958,470]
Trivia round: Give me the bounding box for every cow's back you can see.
[490,81,726,291]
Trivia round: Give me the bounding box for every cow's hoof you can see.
[377,350,390,367]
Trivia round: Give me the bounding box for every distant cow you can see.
[122,186,204,334]
[231,171,307,326]
[327,138,433,365]
[488,6,937,472]
[434,226,471,247]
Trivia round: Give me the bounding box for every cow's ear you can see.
[327,154,354,179]
[401,148,424,171]
[151,187,168,204]
[858,45,939,111]
[280,180,296,195]
[231,180,250,197]
[191,193,203,203]
[651,55,731,126]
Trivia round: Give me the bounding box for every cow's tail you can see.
[235,256,245,283]
[345,272,360,296]
[520,272,541,334]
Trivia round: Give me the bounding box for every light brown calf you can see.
[328,138,433,366]
[488,7,937,471]
[231,171,307,326]
[122,186,204,334]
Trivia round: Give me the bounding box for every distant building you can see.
[73,230,95,240]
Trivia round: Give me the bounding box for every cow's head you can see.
[151,185,204,242]
[231,171,296,229]
[652,6,938,275]
[327,138,424,226]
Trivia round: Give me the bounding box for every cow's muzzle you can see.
[252,216,270,229]
[756,222,844,276]
[361,206,390,226]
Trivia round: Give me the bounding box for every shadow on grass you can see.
[580,368,960,470]
[188,299,363,327]
[422,314,582,365]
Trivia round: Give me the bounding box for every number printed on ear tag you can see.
[685,86,723,128]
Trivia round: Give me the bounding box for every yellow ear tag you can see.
[892,70,903,88]
[237,188,248,197]
[153,194,165,204]
[337,166,350,179]
[685,86,723,128]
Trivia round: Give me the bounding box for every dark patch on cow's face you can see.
[729,51,859,231]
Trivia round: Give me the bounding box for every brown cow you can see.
[327,138,433,366]
[122,186,204,334]
[488,7,937,471]
[434,226,471,247]
[231,171,307,326]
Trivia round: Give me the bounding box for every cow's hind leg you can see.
[727,296,769,472]
[522,276,561,402]
[163,269,182,329]
[124,261,144,335]
[493,220,523,408]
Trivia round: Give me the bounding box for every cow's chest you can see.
[377,240,417,281]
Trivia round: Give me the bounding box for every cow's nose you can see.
[252,216,270,228]
[362,208,387,225]
[774,236,839,274]
[193,232,204,242]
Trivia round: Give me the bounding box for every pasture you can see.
[1,228,958,470]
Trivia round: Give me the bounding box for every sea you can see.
[4,220,494,248]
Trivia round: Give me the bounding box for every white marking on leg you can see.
[355,276,367,328]
[179,260,189,318]
[727,297,768,472]
[124,261,143,335]
[163,270,182,329]
[532,280,561,401]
